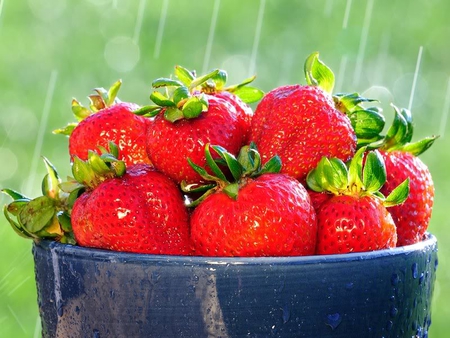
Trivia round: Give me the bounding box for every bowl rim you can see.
[33,233,437,267]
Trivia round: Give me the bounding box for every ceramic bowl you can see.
[33,233,438,338]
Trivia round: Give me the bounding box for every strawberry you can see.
[54,80,151,166]
[182,66,264,144]
[137,68,246,184]
[69,143,191,255]
[250,53,357,182]
[371,105,437,246]
[186,143,317,257]
[307,147,410,254]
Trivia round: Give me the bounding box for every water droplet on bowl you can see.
[325,313,342,330]
[411,263,419,279]
[391,273,399,286]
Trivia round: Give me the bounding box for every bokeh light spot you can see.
[28,0,67,21]
[104,36,140,73]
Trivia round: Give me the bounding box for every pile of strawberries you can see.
[2,53,436,257]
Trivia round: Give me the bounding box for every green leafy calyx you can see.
[306,147,409,207]
[71,142,126,190]
[2,157,75,244]
[368,104,439,156]
[182,142,281,206]
[53,80,123,136]
[137,65,264,121]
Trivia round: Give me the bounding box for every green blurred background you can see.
[0,0,449,336]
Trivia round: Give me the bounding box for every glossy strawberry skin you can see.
[71,164,191,255]
[250,85,356,181]
[190,174,317,257]
[69,102,152,166]
[146,95,244,184]
[213,91,253,144]
[316,195,397,255]
[380,151,434,246]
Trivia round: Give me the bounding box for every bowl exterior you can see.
[33,235,438,338]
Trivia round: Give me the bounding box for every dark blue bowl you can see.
[33,234,438,338]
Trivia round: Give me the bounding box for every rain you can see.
[0,0,449,337]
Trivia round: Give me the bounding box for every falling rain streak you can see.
[342,0,353,29]
[202,0,220,74]
[249,0,265,77]
[7,305,27,335]
[439,77,450,138]
[133,0,147,44]
[154,0,169,59]
[353,0,374,86]
[408,46,423,112]
[26,70,58,195]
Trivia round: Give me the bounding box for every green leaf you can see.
[174,65,195,86]
[181,181,217,194]
[258,155,282,176]
[304,52,335,94]
[182,96,206,119]
[222,182,239,200]
[230,75,257,90]
[402,136,438,156]
[211,145,243,182]
[6,199,30,216]
[152,77,184,88]
[349,108,385,138]
[210,70,228,90]
[71,99,91,121]
[57,211,73,233]
[172,86,190,105]
[362,150,386,193]
[233,86,265,104]
[67,186,85,209]
[204,144,228,182]
[315,157,348,194]
[187,158,220,182]
[42,157,61,199]
[306,168,323,192]
[88,151,112,175]
[53,122,78,136]
[164,107,184,122]
[348,147,366,189]
[398,106,413,143]
[133,105,161,117]
[384,107,408,148]
[185,187,217,208]
[384,178,410,207]
[150,91,176,107]
[334,93,378,113]
[106,79,122,106]
[19,196,55,233]
[237,144,260,174]
[72,156,96,187]
[2,188,30,201]
[3,205,33,239]
[190,69,220,90]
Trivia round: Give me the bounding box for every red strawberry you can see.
[373,105,437,246]
[55,80,151,167]
[307,147,409,254]
[69,144,191,255]
[140,69,246,184]
[183,66,264,144]
[187,143,317,257]
[250,54,357,182]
